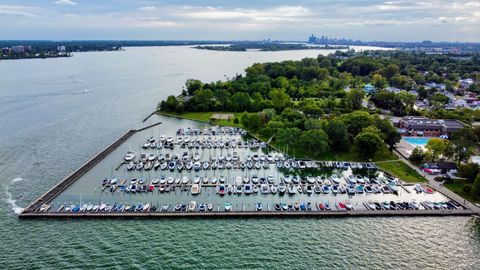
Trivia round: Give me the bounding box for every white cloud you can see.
[0,5,37,17]
[54,0,77,6]
[139,6,156,11]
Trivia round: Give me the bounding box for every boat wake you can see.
[2,177,24,215]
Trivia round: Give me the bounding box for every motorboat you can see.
[278,182,286,194]
[207,203,213,211]
[244,184,253,194]
[314,185,322,194]
[256,203,263,211]
[224,202,232,212]
[270,185,277,194]
[235,185,243,194]
[191,184,201,195]
[227,185,234,194]
[188,201,196,212]
[322,185,331,194]
[217,185,226,195]
[124,151,135,162]
[260,184,270,194]
[126,162,135,170]
[199,203,206,212]
[330,174,340,184]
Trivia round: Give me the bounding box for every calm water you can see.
[1,46,479,269]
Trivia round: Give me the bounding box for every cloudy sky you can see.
[0,0,479,41]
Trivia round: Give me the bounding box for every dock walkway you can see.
[20,122,162,215]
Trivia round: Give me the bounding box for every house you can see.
[363,84,376,94]
[385,86,401,93]
[399,116,466,137]
[426,82,446,91]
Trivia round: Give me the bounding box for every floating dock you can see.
[19,209,475,219]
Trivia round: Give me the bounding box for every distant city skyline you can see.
[0,0,479,42]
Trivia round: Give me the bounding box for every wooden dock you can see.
[20,122,162,216]
[19,208,475,219]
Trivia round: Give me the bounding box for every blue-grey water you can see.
[1,46,479,269]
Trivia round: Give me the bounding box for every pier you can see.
[20,122,162,216]
[19,208,475,219]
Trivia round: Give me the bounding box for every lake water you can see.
[1,46,479,269]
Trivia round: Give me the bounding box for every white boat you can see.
[330,175,340,184]
[124,151,135,161]
[191,184,201,195]
[188,201,197,212]
[260,184,270,194]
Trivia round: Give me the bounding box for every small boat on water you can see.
[191,184,201,195]
[188,201,196,212]
[280,202,288,211]
[217,185,226,195]
[330,174,340,184]
[224,202,232,212]
[256,202,263,211]
[244,184,253,194]
[322,185,331,194]
[199,203,206,212]
[260,184,270,194]
[227,185,234,194]
[235,185,243,194]
[207,203,213,211]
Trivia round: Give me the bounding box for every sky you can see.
[0,0,479,42]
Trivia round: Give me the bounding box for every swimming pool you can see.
[404,137,431,147]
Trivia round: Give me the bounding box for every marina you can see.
[20,122,471,218]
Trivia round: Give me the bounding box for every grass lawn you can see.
[158,111,244,125]
[444,179,480,204]
[376,161,426,183]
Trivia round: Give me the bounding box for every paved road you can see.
[392,149,480,214]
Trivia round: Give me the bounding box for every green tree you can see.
[185,79,203,95]
[276,128,301,147]
[426,138,447,161]
[159,95,178,111]
[354,130,384,158]
[409,147,425,164]
[297,129,330,154]
[324,119,350,151]
[382,64,400,80]
[372,74,387,88]
[269,89,292,112]
[345,89,365,111]
[229,92,252,112]
[341,111,374,137]
[458,163,480,182]
[471,173,480,200]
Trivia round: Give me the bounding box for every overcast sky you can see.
[0,0,479,41]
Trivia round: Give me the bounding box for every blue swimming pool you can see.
[404,137,431,146]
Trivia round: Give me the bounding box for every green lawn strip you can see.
[444,179,480,204]
[376,161,427,183]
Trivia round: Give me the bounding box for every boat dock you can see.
[19,122,476,219]
[20,122,162,216]
[19,208,475,219]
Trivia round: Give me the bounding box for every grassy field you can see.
[158,111,243,126]
[444,179,480,204]
[376,161,427,183]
